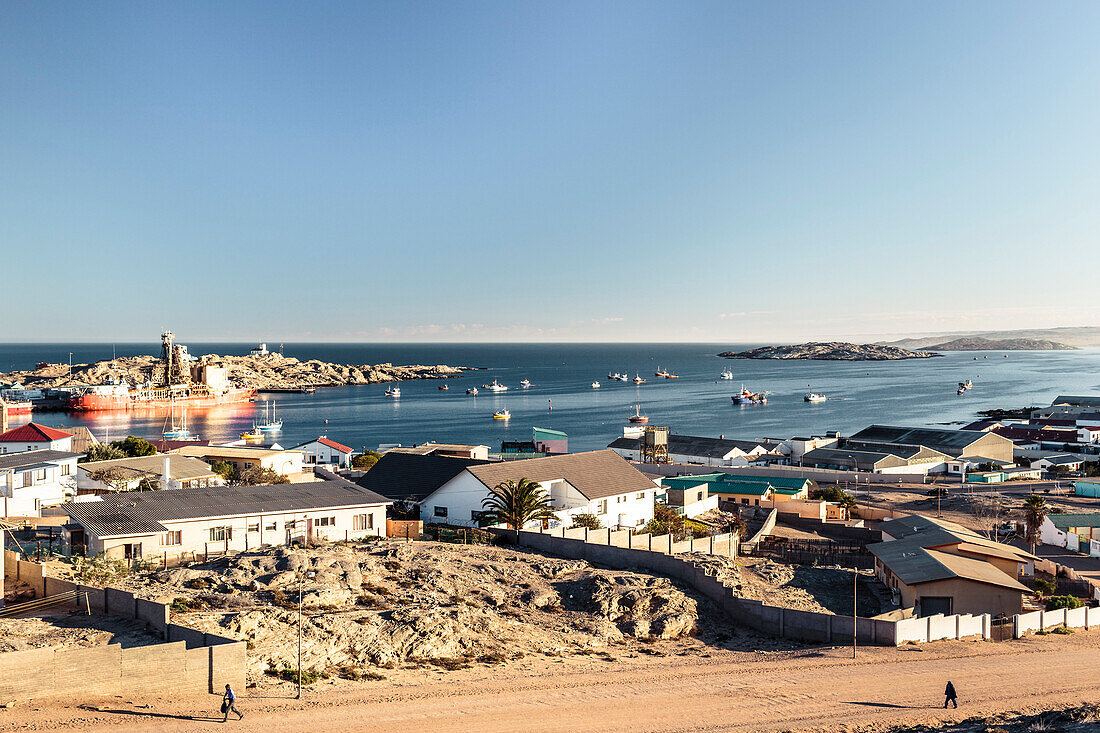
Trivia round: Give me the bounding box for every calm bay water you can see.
[3,342,1100,453]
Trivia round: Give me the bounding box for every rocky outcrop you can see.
[919,337,1076,351]
[718,342,939,361]
[0,353,468,391]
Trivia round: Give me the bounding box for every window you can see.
[247,523,259,533]
[741,498,749,505]
[353,513,373,531]
[697,491,704,502]
[597,500,608,515]
[161,531,182,546]
[209,526,232,542]
[434,506,448,518]
[61,463,72,476]
[314,516,335,527]
[36,469,46,481]
[636,492,646,500]
[264,521,277,531]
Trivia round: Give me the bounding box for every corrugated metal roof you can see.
[466,450,654,500]
[78,454,219,481]
[0,449,80,470]
[607,434,774,459]
[1047,513,1100,531]
[869,541,1030,591]
[848,424,1006,458]
[64,478,390,538]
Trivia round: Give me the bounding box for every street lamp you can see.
[297,570,316,699]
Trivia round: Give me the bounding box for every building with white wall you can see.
[77,454,222,494]
[293,437,355,469]
[172,445,305,479]
[0,423,74,454]
[607,433,781,467]
[64,478,391,561]
[0,449,80,517]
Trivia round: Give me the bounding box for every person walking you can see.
[944,680,958,709]
[222,684,244,721]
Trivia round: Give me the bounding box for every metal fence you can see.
[750,537,873,569]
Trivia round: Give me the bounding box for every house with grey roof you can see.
[1,449,80,517]
[871,515,1035,617]
[607,433,781,467]
[1039,513,1100,552]
[64,477,391,561]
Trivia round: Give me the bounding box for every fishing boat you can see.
[520,379,531,388]
[240,425,263,442]
[438,384,449,390]
[804,392,826,403]
[486,380,508,392]
[732,385,767,404]
[492,409,511,420]
[958,380,973,390]
[720,370,734,380]
[654,367,670,378]
[466,387,479,395]
[614,373,629,382]
[957,387,966,396]
[663,372,679,379]
[633,373,646,384]
[608,371,619,380]
[385,386,401,398]
[628,403,649,424]
[258,400,282,432]
[162,401,191,439]
[591,381,601,389]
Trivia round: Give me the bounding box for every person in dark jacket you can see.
[944,681,958,708]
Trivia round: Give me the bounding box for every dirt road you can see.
[6,633,1100,732]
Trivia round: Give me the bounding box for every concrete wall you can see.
[637,462,932,484]
[745,508,778,546]
[775,512,882,543]
[1014,605,1100,637]
[0,640,246,702]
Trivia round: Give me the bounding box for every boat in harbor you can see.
[654,367,669,378]
[633,373,646,384]
[162,400,191,439]
[720,370,734,380]
[591,381,601,389]
[240,425,263,442]
[438,384,449,390]
[520,379,532,388]
[486,380,508,392]
[0,399,32,416]
[732,385,767,404]
[492,409,511,420]
[614,373,629,382]
[385,386,401,398]
[663,372,679,379]
[258,400,282,432]
[69,331,255,411]
[804,392,826,403]
[466,387,479,395]
[628,403,649,424]
[958,379,973,390]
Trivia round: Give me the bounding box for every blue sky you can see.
[3,2,1099,342]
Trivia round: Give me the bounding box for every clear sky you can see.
[3,2,1099,343]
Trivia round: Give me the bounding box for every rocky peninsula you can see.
[718,341,939,361]
[0,353,469,391]
[919,337,1076,351]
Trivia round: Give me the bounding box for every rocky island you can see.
[0,353,469,391]
[718,341,940,361]
[919,337,1076,351]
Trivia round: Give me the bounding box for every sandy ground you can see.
[0,611,163,653]
[5,631,1100,732]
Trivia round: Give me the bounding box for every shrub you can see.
[1046,595,1083,611]
[339,666,386,681]
[569,513,603,530]
[425,657,472,671]
[70,553,130,586]
[352,450,383,470]
[1034,579,1058,596]
[265,663,329,684]
[1052,626,1075,635]
[170,597,209,613]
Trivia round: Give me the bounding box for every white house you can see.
[0,423,74,455]
[1039,513,1100,552]
[0,449,80,517]
[293,437,355,470]
[421,449,659,530]
[1033,454,1085,472]
[172,445,306,479]
[64,477,391,561]
[77,454,222,494]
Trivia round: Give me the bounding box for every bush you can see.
[811,485,854,504]
[265,663,329,684]
[569,513,603,530]
[1034,578,1058,596]
[170,597,209,613]
[642,502,687,541]
[339,666,386,681]
[352,450,382,470]
[1046,595,1083,611]
[70,553,130,586]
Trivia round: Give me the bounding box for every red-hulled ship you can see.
[69,331,256,411]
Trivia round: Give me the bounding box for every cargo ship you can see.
[68,331,256,411]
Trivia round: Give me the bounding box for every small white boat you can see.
[492,409,510,420]
[591,381,601,389]
[720,370,734,380]
[520,379,531,388]
[466,387,479,395]
[615,373,628,382]
[804,392,826,403]
[258,400,282,431]
[162,400,191,439]
[958,380,973,390]
[486,379,508,392]
[633,373,646,384]
[385,386,401,397]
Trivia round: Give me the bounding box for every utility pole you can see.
[853,568,858,659]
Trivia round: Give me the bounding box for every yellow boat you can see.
[241,426,263,441]
[492,410,511,420]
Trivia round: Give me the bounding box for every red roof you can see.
[0,422,74,442]
[317,437,353,454]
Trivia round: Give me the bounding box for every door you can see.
[920,596,953,617]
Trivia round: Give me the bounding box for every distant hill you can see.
[718,342,939,361]
[919,337,1076,351]
[885,326,1100,349]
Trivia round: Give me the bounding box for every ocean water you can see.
[3,342,1100,453]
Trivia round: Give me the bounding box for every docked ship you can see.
[732,385,768,405]
[69,332,256,411]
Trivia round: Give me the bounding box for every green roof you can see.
[1047,513,1100,532]
[532,427,567,439]
[661,474,775,496]
[771,485,807,495]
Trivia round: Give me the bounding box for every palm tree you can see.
[480,478,557,540]
[1023,494,1048,554]
[836,493,858,520]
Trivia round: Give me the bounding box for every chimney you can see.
[162,456,170,490]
